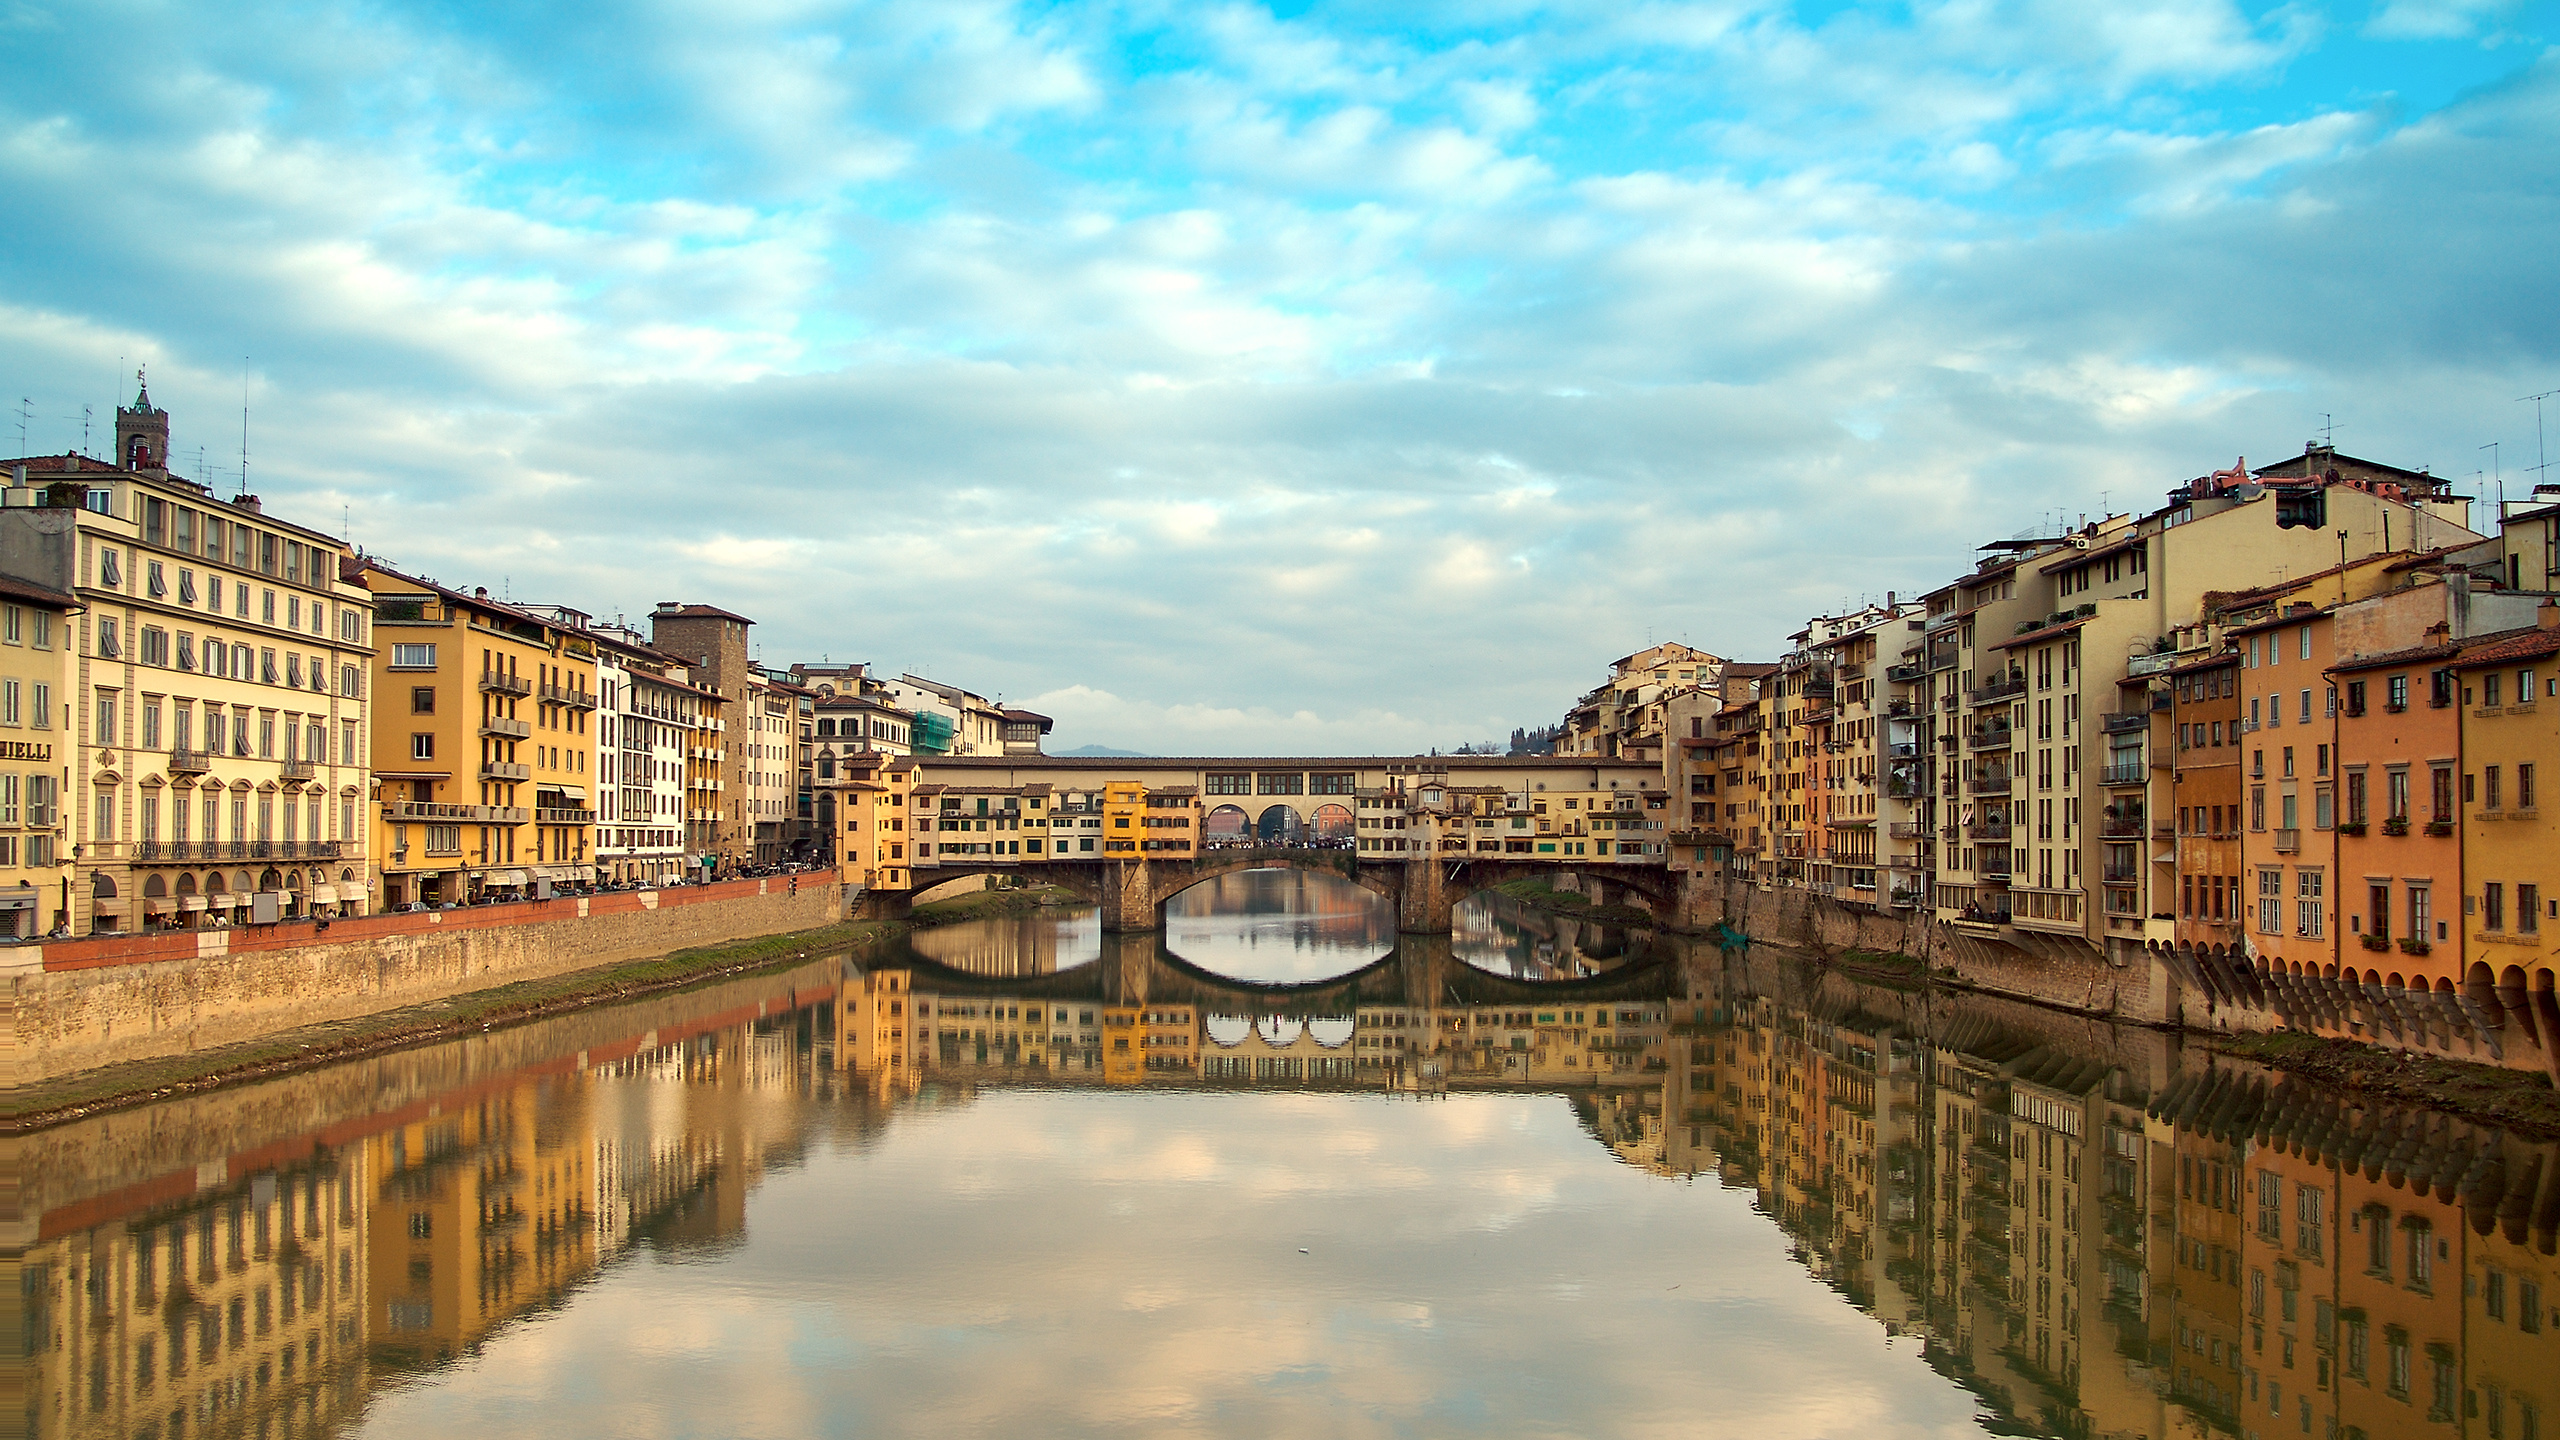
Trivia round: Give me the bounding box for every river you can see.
[12,871,2556,1439]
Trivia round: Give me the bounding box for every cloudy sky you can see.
[3,0,2553,754]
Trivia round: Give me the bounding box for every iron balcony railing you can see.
[2100,762,2149,787]
[541,682,597,710]
[1970,674,2027,705]
[280,759,318,781]
[1969,724,2014,751]
[168,747,213,775]
[2100,712,2151,734]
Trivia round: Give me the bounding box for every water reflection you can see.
[15,906,2560,1440]
[1452,887,1649,981]
[1159,868,1394,983]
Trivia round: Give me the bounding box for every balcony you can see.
[384,800,530,824]
[2272,828,2300,854]
[481,716,533,740]
[481,760,533,782]
[1886,742,1920,759]
[1967,821,2011,841]
[280,759,317,781]
[1971,773,2011,796]
[1977,850,2013,878]
[541,682,597,710]
[1969,674,2027,705]
[1887,822,1930,840]
[1886,663,1923,685]
[2100,711,2151,734]
[2100,763,2148,787]
[536,806,597,826]
[2098,815,2147,838]
[168,747,213,775]
[479,671,533,697]
[2102,864,2141,884]
[1968,724,2014,751]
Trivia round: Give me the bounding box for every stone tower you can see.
[114,372,169,476]
[648,602,757,861]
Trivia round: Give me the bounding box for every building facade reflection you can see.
[16,931,2560,1440]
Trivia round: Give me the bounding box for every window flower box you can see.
[2397,937,2431,957]
[2381,817,2410,836]
[2336,821,2367,836]
[2360,933,2390,951]
[2424,820,2454,837]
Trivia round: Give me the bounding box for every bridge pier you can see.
[1098,860,1163,933]
[1397,858,1454,934]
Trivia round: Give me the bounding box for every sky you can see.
[2,0,2554,755]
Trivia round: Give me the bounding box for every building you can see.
[364,566,597,906]
[1556,641,1728,762]
[880,673,1008,756]
[2166,651,2244,954]
[1,384,377,933]
[646,602,755,861]
[0,575,79,935]
[576,617,722,887]
[2450,612,2559,1012]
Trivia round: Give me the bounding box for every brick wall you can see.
[8,877,845,1087]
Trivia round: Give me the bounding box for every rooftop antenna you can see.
[2482,442,2503,521]
[238,357,250,493]
[2318,413,2338,447]
[13,396,28,456]
[2519,386,2560,481]
[75,404,92,457]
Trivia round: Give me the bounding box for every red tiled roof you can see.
[1995,616,2090,651]
[652,603,756,625]
[2455,626,2560,667]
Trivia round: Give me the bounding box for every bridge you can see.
[838,753,1681,933]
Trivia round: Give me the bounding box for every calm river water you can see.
[15,872,2558,1440]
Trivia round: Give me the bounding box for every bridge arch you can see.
[1255,805,1303,845]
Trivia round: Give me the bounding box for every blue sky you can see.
[3,0,2553,753]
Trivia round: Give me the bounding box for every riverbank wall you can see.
[1688,876,2560,1083]
[6,877,846,1088]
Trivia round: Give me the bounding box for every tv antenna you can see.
[2482,442,2503,519]
[2318,413,2338,447]
[239,359,251,492]
[2519,386,2560,481]
[13,397,29,456]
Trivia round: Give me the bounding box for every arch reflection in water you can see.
[1160,867,1394,984]
[1453,888,1649,982]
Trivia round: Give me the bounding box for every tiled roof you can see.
[0,573,78,610]
[1995,616,2090,651]
[653,603,756,625]
[2456,626,2560,667]
[2327,640,2462,675]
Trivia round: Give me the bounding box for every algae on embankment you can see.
[1490,877,1656,929]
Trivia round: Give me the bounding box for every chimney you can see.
[474,587,488,600]
[2540,598,2559,632]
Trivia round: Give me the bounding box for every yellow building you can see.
[0,575,78,935]
[4,390,379,932]
[833,754,916,891]
[363,565,598,906]
[2455,616,2559,1042]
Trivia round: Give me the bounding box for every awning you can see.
[90,900,127,914]
[207,892,239,908]
[540,785,589,802]
[484,869,529,887]
[143,899,175,915]
[336,883,368,902]
[180,896,208,911]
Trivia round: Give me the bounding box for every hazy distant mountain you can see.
[1057,744,1149,757]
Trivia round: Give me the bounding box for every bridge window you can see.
[1207,773,1251,795]
[1309,773,1353,795]
[1257,772,1305,795]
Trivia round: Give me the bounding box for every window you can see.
[2297,1184,2324,1254]
[94,690,116,744]
[2297,870,2324,937]
[2258,1171,2283,1240]
[2347,769,2368,824]
[2408,1222,2434,1289]
[2258,869,2284,933]
[2524,885,2542,935]
[2485,882,2505,933]
[411,686,434,715]
[2410,885,2432,942]
[392,642,435,669]
[2522,764,2537,810]
[411,733,434,761]
[30,683,48,729]
[96,618,119,658]
[0,680,15,727]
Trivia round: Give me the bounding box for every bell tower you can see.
[114,370,169,477]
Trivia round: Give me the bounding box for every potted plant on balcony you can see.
[2335,820,2367,836]
[2397,936,2431,956]
[2381,816,2409,836]
[2360,933,2390,951]
[2424,819,2454,837]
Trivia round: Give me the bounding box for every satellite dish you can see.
[2232,484,2264,501]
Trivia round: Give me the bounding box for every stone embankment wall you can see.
[8,878,845,1088]
[1672,872,2179,1025]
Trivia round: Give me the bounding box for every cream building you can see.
[1,383,375,933]
[0,575,80,935]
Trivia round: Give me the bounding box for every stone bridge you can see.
[884,754,1681,933]
[909,847,1680,933]
[887,930,1685,1016]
